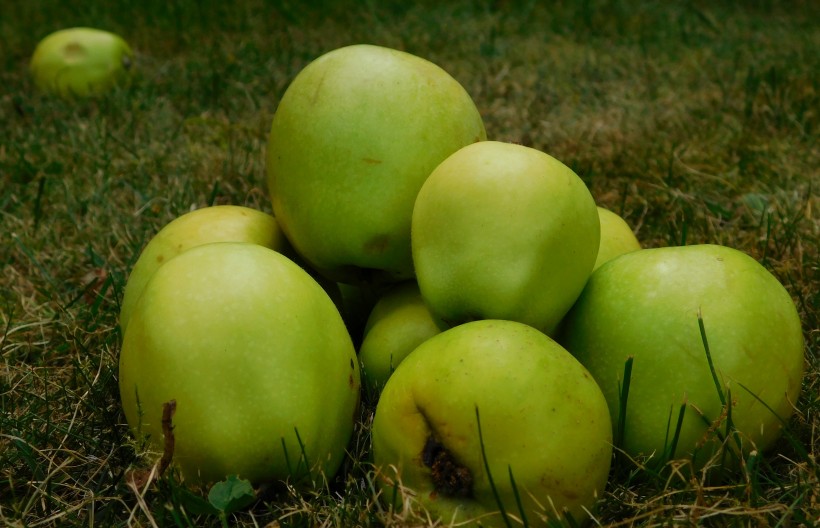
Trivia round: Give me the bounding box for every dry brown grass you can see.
[2,1,818,526]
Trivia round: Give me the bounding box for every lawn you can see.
[1,0,818,526]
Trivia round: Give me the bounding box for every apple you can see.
[119,205,293,335]
[372,319,612,526]
[594,206,641,271]
[267,43,486,284]
[30,27,134,98]
[119,242,361,484]
[559,244,805,468]
[411,141,600,336]
[358,281,441,396]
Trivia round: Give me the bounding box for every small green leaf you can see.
[741,192,769,214]
[208,475,255,514]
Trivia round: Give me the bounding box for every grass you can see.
[1,0,818,525]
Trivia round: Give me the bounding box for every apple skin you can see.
[358,281,441,396]
[411,141,600,336]
[30,27,134,98]
[119,205,293,335]
[372,319,612,526]
[267,44,486,284]
[119,242,361,485]
[559,244,805,467]
[594,206,641,271]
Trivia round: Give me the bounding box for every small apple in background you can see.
[372,319,612,526]
[594,206,641,271]
[559,244,805,468]
[267,43,486,285]
[30,27,134,98]
[119,205,293,334]
[411,141,600,336]
[119,242,361,485]
[358,281,440,397]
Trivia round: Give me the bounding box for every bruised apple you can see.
[267,44,486,284]
[372,319,612,526]
[30,27,133,98]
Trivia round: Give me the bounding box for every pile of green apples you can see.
[114,44,805,526]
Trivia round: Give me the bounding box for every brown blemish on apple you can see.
[63,42,87,61]
[156,254,165,263]
[422,435,473,498]
[363,234,390,255]
[541,475,580,502]
[362,157,382,164]
[311,72,328,105]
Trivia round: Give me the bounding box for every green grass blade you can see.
[615,356,634,450]
[507,464,528,528]
[697,309,726,407]
[475,406,511,528]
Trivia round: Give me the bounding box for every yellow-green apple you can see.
[372,319,612,526]
[358,281,440,396]
[119,242,361,484]
[30,27,134,98]
[559,244,805,468]
[119,205,292,334]
[267,44,486,284]
[594,206,641,271]
[411,141,599,336]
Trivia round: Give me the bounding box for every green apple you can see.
[119,205,292,335]
[267,43,486,284]
[358,281,440,396]
[411,141,600,336]
[119,242,361,484]
[559,244,805,468]
[30,27,134,98]
[594,206,641,271]
[372,319,612,526]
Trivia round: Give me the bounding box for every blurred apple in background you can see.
[372,319,612,526]
[594,206,641,271]
[358,281,440,397]
[119,205,292,334]
[119,242,361,485]
[560,244,805,468]
[30,27,134,98]
[411,141,599,336]
[267,43,486,285]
